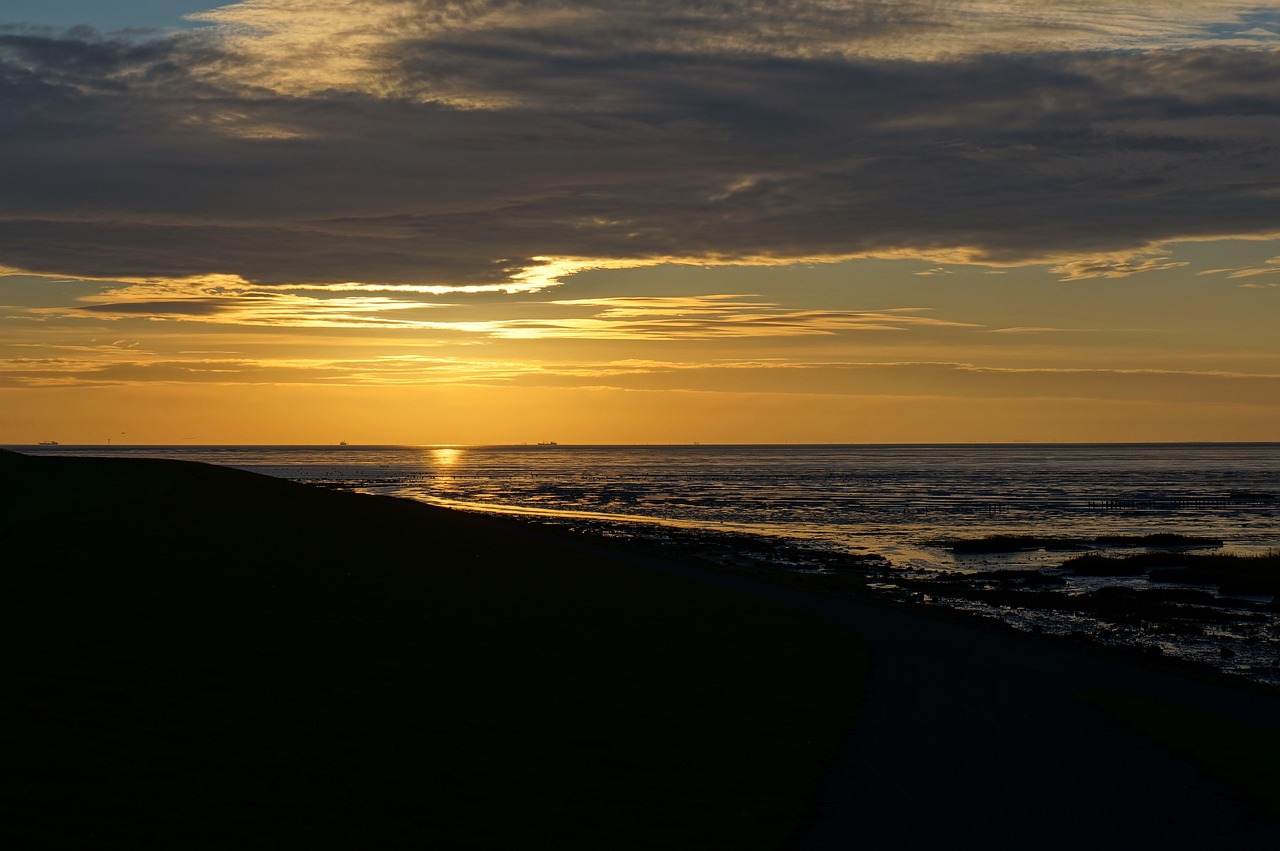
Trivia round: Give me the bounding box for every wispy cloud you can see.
[988,326,1089,334]
[1052,256,1190,281]
[1194,255,1280,285]
[1227,256,1280,283]
[23,285,981,340]
[414,296,981,340]
[8,343,1277,399]
[71,292,449,328]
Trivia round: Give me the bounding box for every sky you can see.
[2,1,1279,445]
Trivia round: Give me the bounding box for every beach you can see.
[4,448,1279,848]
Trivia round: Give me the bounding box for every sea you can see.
[14,442,1280,685]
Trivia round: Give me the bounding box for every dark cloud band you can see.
[2,3,1279,288]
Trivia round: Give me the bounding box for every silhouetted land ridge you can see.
[1,449,863,849]
[6,449,1280,848]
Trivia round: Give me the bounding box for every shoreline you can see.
[497,504,1280,697]
[418,500,1280,692]
[5,449,1280,846]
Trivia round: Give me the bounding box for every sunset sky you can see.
[2,1,1278,444]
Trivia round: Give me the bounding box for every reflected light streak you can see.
[431,447,462,466]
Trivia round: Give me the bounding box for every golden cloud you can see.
[32,281,981,341]
[1052,256,1190,281]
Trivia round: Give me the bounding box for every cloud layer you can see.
[2,0,1280,291]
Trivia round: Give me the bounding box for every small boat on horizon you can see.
[536,441,558,446]
[38,440,58,446]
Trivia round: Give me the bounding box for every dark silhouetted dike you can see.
[2,449,865,849]
[5,449,1280,849]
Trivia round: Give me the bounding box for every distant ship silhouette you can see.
[536,441,557,446]
[38,441,58,446]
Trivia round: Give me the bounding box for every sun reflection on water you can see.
[430,447,462,466]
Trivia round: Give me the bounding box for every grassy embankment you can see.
[2,450,867,849]
[1085,693,1280,819]
[1065,552,1280,595]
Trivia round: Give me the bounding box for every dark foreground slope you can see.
[1,450,866,849]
